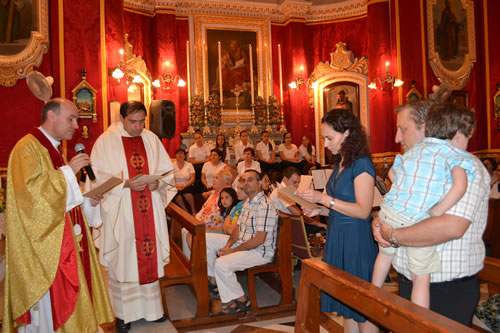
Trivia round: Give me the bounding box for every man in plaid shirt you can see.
[372,100,489,327]
[205,169,278,314]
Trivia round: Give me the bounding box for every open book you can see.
[129,169,174,183]
[83,175,123,198]
[278,186,321,209]
[311,169,333,190]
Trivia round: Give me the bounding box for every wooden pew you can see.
[246,214,295,315]
[478,256,500,297]
[159,203,210,324]
[296,259,476,333]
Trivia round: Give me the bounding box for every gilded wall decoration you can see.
[0,0,49,87]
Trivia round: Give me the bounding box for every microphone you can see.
[74,143,96,181]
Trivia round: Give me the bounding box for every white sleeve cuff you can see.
[60,165,83,212]
[82,198,102,228]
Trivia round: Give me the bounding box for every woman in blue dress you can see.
[296,108,378,333]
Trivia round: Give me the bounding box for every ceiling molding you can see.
[123,0,367,22]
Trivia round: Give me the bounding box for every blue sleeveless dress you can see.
[322,156,378,322]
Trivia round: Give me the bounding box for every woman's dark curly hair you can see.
[322,108,370,168]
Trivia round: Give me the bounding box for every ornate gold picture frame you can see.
[72,70,97,122]
[0,0,49,87]
[193,15,271,122]
[427,0,476,90]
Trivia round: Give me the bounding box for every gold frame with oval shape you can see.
[0,0,49,87]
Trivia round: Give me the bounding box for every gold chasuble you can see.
[3,131,114,333]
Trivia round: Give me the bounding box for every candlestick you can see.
[278,44,283,104]
[249,44,254,105]
[218,41,223,105]
[202,40,207,103]
[186,40,194,134]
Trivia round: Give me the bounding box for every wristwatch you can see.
[389,231,400,248]
[329,198,336,209]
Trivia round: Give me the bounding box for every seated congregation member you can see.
[270,167,302,216]
[299,135,321,174]
[211,187,240,233]
[279,132,303,172]
[237,147,261,176]
[189,130,212,193]
[187,187,239,250]
[173,148,196,214]
[184,170,233,255]
[491,164,500,199]
[201,148,226,198]
[261,172,274,196]
[205,169,278,313]
[481,157,498,186]
[195,170,233,225]
[215,133,231,163]
[256,130,278,173]
[222,180,248,235]
[234,130,254,162]
[224,163,239,189]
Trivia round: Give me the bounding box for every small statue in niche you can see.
[81,124,89,140]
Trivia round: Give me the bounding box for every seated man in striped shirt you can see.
[205,169,278,314]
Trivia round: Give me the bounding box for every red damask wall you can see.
[0,0,499,167]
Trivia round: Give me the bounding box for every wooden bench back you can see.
[296,259,476,333]
[166,202,207,278]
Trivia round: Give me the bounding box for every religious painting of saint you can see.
[432,0,467,72]
[206,29,257,110]
[323,81,359,120]
[0,0,36,55]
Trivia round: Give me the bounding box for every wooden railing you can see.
[295,259,476,333]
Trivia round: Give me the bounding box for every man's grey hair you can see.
[42,99,62,122]
[395,99,437,130]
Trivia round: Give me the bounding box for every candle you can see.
[278,44,283,104]
[218,41,223,105]
[249,44,254,105]
[265,43,270,101]
[186,40,191,103]
[202,40,207,102]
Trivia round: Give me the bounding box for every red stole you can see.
[122,136,159,284]
[16,128,92,330]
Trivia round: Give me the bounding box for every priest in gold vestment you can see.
[90,101,176,332]
[2,99,114,333]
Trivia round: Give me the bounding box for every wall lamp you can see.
[152,61,186,90]
[289,65,305,89]
[368,61,403,90]
[110,49,125,82]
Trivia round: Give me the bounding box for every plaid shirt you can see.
[392,154,490,283]
[237,191,278,260]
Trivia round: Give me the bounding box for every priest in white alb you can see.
[90,101,176,332]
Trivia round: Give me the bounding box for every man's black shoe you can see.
[154,314,169,322]
[116,318,131,332]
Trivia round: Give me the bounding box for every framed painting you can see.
[427,0,476,90]
[72,72,97,122]
[323,81,360,120]
[206,29,257,110]
[0,0,49,87]
[194,15,271,122]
